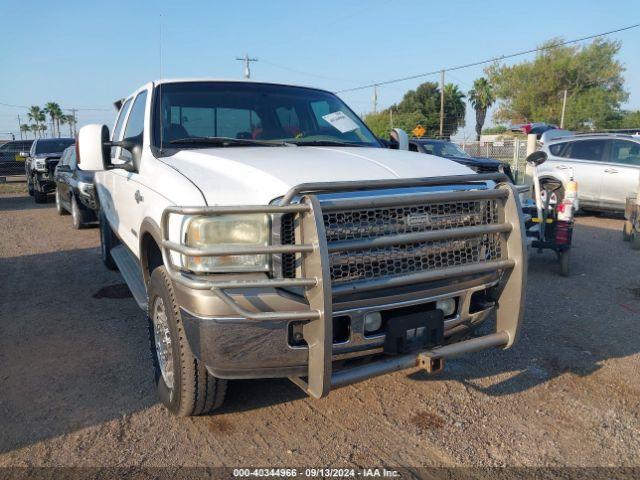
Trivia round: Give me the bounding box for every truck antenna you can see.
[159,14,164,152]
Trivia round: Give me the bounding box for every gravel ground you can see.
[0,190,639,473]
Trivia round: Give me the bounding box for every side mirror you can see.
[19,151,29,158]
[111,136,142,172]
[391,128,409,151]
[77,124,110,171]
[525,150,547,166]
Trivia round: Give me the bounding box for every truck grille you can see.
[281,197,504,285]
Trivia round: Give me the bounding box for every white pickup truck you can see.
[77,79,526,416]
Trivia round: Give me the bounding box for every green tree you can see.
[617,110,640,128]
[468,77,495,140]
[44,102,63,137]
[363,81,466,139]
[486,38,628,130]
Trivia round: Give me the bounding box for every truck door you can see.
[100,97,132,239]
[111,89,148,254]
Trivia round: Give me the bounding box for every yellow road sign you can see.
[412,124,426,137]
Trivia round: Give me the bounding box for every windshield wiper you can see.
[288,140,367,147]
[168,136,287,147]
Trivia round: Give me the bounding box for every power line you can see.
[336,23,640,94]
[0,101,109,111]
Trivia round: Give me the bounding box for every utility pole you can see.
[372,84,378,114]
[69,109,78,137]
[17,114,22,141]
[236,53,258,79]
[560,89,568,129]
[439,70,445,138]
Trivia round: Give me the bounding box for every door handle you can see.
[604,168,619,173]
[134,190,144,203]
[555,165,569,170]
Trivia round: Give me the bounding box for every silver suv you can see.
[539,133,640,212]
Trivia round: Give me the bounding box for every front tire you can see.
[55,189,68,215]
[71,195,88,229]
[148,266,227,416]
[34,189,47,204]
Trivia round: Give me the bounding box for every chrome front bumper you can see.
[161,173,527,398]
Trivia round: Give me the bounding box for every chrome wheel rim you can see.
[72,198,78,224]
[152,296,174,388]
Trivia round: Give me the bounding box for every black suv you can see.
[0,140,33,176]
[25,138,75,203]
[54,146,98,228]
[409,138,514,182]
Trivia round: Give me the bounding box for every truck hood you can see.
[163,146,474,205]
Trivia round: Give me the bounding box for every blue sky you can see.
[1,0,638,140]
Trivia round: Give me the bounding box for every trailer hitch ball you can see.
[417,353,445,374]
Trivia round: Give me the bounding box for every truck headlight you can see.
[78,181,93,196]
[35,159,46,172]
[183,214,271,272]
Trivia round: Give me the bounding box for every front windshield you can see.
[35,139,75,154]
[153,82,381,149]
[425,141,471,158]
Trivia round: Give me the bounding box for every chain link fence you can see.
[455,138,529,184]
[0,140,32,178]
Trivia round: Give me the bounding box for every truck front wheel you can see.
[147,266,227,416]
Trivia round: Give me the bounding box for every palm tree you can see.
[39,124,48,138]
[468,77,495,141]
[28,106,46,137]
[44,102,63,137]
[60,114,76,137]
[443,83,466,138]
[20,124,31,139]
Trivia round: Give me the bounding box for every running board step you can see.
[110,245,148,311]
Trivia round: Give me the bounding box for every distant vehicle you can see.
[509,122,558,138]
[24,138,75,203]
[538,133,640,212]
[54,146,97,228]
[539,129,573,145]
[0,140,33,176]
[408,138,514,182]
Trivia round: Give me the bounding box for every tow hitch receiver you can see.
[417,353,445,374]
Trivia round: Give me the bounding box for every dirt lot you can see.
[1,187,639,472]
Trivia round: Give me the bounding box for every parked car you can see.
[77,79,526,417]
[509,122,558,138]
[538,133,640,212]
[409,138,515,182]
[25,137,75,203]
[0,140,33,176]
[54,146,97,228]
